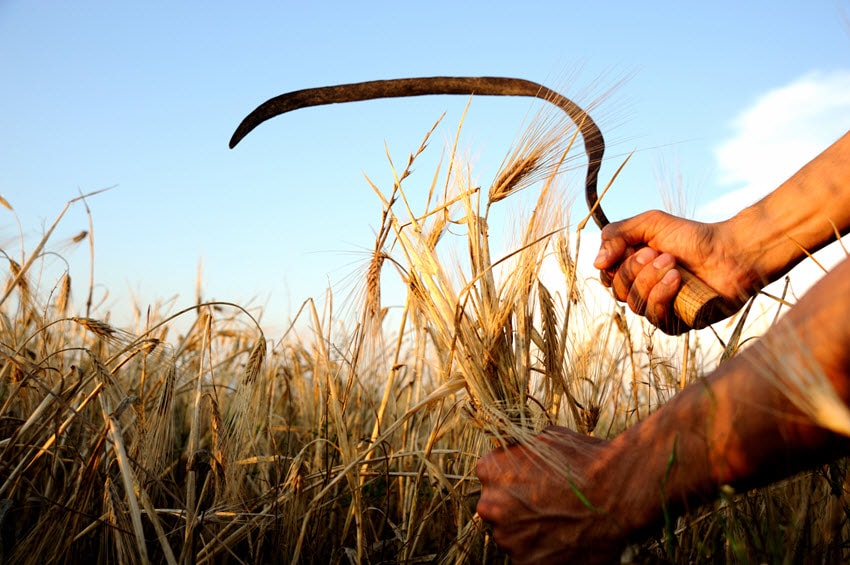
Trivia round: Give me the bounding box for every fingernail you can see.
[593,249,608,268]
[634,247,657,265]
[652,253,675,269]
[661,269,679,286]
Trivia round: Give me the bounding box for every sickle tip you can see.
[229,124,249,149]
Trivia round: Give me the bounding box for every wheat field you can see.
[1,108,849,564]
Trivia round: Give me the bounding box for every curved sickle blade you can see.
[229,76,610,229]
[229,76,730,330]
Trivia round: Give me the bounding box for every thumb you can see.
[594,211,668,270]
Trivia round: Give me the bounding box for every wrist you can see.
[720,208,802,292]
[593,384,729,541]
[721,131,850,288]
[591,434,666,541]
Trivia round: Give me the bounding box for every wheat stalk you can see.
[751,319,850,437]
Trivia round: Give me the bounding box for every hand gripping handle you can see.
[674,268,732,329]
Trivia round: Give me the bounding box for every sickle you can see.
[230,77,609,229]
[229,76,726,330]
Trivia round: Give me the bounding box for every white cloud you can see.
[700,69,850,220]
[701,69,850,302]
[536,71,850,341]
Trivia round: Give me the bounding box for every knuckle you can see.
[475,457,494,481]
[643,209,668,223]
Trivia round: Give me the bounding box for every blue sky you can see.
[2,2,850,335]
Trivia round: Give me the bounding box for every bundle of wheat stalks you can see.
[2,105,850,564]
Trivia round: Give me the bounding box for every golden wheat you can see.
[1,98,849,564]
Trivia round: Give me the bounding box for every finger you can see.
[476,489,510,524]
[644,268,682,330]
[475,450,500,483]
[610,247,658,304]
[476,445,527,484]
[626,252,676,317]
[594,210,673,271]
[632,253,682,326]
[600,247,636,287]
[594,227,628,270]
[541,425,607,443]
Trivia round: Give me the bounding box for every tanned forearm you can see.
[596,254,850,539]
[726,130,850,288]
[476,133,850,562]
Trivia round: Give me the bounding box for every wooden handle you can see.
[674,267,734,329]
